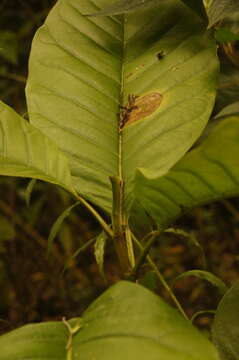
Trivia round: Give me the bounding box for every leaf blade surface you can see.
[0,101,74,194]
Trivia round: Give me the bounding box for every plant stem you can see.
[110,176,132,273]
[130,230,160,278]
[132,233,189,320]
[75,194,113,240]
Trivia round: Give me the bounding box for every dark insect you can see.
[119,94,139,130]
[157,51,165,60]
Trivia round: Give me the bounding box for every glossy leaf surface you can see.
[0,281,219,359]
[26,0,218,214]
[135,117,239,228]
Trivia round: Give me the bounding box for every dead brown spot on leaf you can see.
[124,92,163,127]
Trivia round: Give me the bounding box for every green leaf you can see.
[164,228,206,267]
[25,178,37,207]
[135,116,239,229]
[0,101,75,194]
[214,102,239,119]
[48,201,80,254]
[0,281,219,359]
[94,231,107,278]
[26,0,219,214]
[173,270,228,296]
[215,27,239,43]
[180,0,207,19]
[212,281,239,360]
[208,0,239,28]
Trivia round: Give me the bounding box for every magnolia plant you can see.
[1,0,239,359]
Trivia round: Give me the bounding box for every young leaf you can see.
[26,0,219,214]
[173,270,228,296]
[214,102,239,120]
[208,0,239,28]
[25,178,37,207]
[0,101,74,194]
[212,281,239,360]
[165,228,206,267]
[48,201,80,254]
[215,27,239,43]
[0,281,219,359]
[135,116,239,229]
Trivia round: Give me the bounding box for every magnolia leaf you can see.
[173,270,228,296]
[212,281,239,360]
[135,116,239,229]
[26,0,219,214]
[0,281,219,359]
[208,0,239,28]
[0,101,74,194]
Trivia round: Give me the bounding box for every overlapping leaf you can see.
[212,281,239,360]
[0,281,219,360]
[208,0,239,28]
[135,116,239,228]
[0,101,74,194]
[26,0,218,214]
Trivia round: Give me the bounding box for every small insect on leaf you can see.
[157,51,165,60]
[123,92,163,128]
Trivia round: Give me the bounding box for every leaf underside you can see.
[26,0,218,214]
[0,101,74,194]
[135,116,239,229]
[0,281,219,360]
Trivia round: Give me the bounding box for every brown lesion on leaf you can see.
[119,92,163,130]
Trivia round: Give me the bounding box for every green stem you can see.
[132,233,188,320]
[130,230,160,278]
[110,176,132,273]
[75,194,113,240]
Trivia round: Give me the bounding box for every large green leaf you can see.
[212,281,239,360]
[0,101,74,194]
[0,281,219,359]
[135,116,239,228]
[26,0,218,214]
